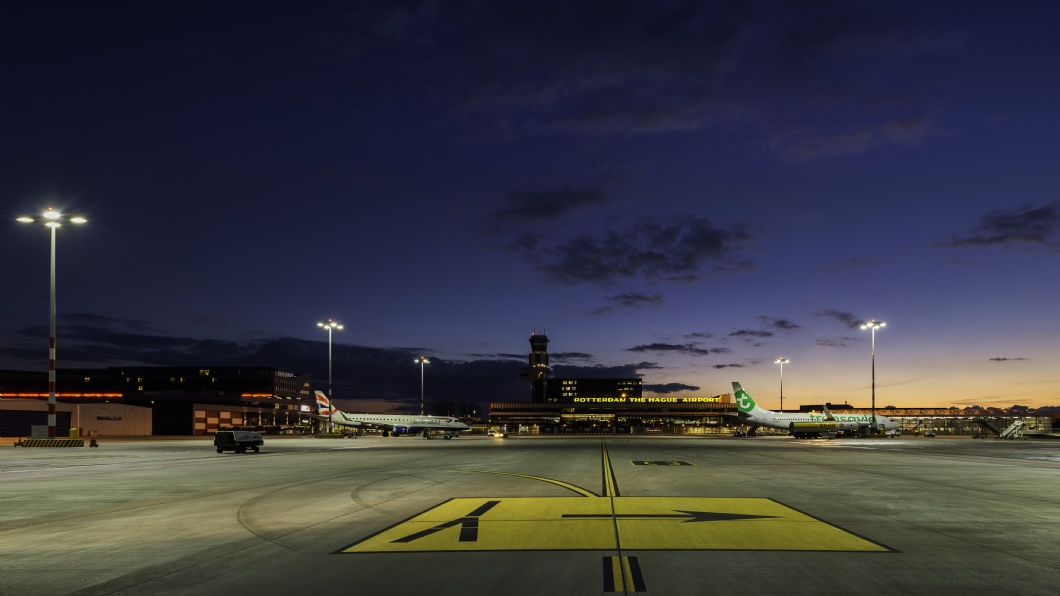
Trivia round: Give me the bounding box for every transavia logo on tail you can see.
[735,390,755,413]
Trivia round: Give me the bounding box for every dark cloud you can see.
[816,338,853,348]
[551,362,660,379]
[3,315,691,412]
[492,352,528,360]
[506,232,545,252]
[0,314,527,410]
[947,202,1060,250]
[609,292,665,308]
[590,292,666,315]
[493,187,607,221]
[729,329,772,338]
[782,115,934,160]
[391,1,953,158]
[644,382,699,394]
[817,309,865,330]
[550,352,594,362]
[712,363,745,369]
[989,357,1028,362]
[757,316,802,332]
[525,215,753,285]
[625,343,710,357]
[684,331,714,340]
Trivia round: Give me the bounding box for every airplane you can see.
[314,391,470,439]
[731,382,899,438]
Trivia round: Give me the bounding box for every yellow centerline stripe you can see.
[452,468,597,498]
[342,464,598,497]
[601,441,618,497]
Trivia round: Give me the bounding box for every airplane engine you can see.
[393,426,409,436]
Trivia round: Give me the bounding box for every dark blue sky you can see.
[3,1,1059,412]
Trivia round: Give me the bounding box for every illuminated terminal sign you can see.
[572,396,721,404]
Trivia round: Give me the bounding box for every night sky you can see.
[3,1,1059,413]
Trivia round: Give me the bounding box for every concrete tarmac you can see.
[2,434,1059,595]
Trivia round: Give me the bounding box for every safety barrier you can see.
[19,439,85,447]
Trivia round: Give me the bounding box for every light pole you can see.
[414,356,429,415]
[17,207,87,438]
[317,319,342,432]
[859,319,886,434]
[774,357,789,412]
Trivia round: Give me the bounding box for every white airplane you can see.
[732,382,899,438]
[314,391,469,439]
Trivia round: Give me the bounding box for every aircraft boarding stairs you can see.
[999,420,1025,439]
[973,417,1025,439]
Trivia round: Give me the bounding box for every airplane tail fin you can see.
[732,382,761,415]
[314,390,337,416]
[823,405,835,421]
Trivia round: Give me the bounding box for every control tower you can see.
[519,332,551,403]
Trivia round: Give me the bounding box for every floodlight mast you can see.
[16,208,87,439]
[414,356,430,416]
[859,320,886,433]
[774,357,789,412]
[316,319,342,432]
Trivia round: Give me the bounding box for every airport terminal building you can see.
[0,366,312,436]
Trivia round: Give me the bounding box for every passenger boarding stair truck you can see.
[998,420,1026,440]
[973,417,1004,439]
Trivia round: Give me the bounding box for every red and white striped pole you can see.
[47,222,57,438]
[17,208,87,439]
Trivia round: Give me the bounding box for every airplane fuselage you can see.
[329,411,470,435]
[733,382,899,438]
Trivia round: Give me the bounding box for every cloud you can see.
[2,315,682,412]
[817,309,865,330]
[0,314,528,410]
[684,331,714,340]
[625,343,710,357]
[644,382,699,394]
[947,202,1060,250]
[729,329,772,338]
[493,187,607,221]
[609,292,664,308]
[781,115,933,160]
[712,363,745,369]
[364,1,957,158]
[757,316,802,332]
[989,357,1028,362]
[816,338,853,348]
[524,215,754,285]
[550,352,594,362]
[591,292,666,315]
[551,362,661,379]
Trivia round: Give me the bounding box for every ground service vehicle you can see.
[214,430,264,453]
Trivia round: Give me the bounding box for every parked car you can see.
[214,430,264,453]
[924,431,936,438]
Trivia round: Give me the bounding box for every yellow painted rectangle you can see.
[340,496,890,553]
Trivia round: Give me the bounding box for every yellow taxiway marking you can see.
[340,496,891,553]
[604,556,646,593]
